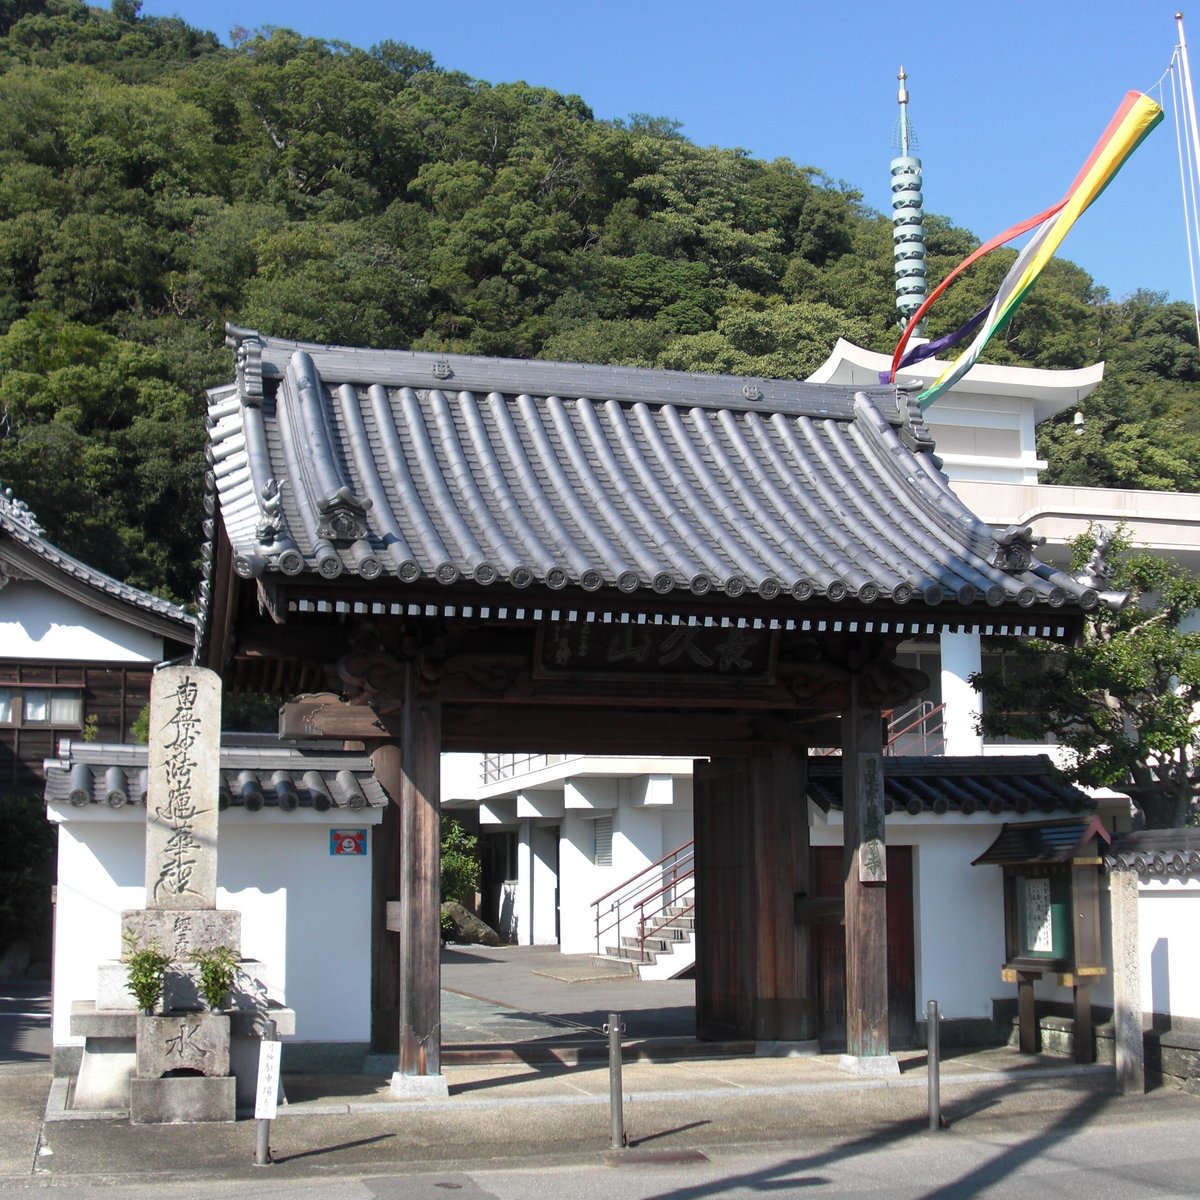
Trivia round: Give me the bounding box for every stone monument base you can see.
[130,1075,236,1124]
[390,1071,450,1099]
[71,1035,135,1110]
[70,1001,295,1115]
[837,1052,901,1077]
[755,1039,821,1058]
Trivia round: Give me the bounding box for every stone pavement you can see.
[4,946,1199,1187]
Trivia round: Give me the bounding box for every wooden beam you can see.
[281,695,397,739]
[440,705,832,756]
[841,675,890,1060]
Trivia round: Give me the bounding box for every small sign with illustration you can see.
[330,829,366,857]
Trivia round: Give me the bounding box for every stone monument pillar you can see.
[125,665,238,1124]
[1109,867,1145,1094]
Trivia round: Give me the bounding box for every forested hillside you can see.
[2,1,1198,602]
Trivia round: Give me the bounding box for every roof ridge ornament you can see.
[992,525,1045,572]
[892,387,937,456]
[226,323,264,406]
[286,352,373,545]
[0,487,43,535]
[1074,523,1116,588]
[316,485,372,542]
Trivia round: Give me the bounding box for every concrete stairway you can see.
[599,902,696,981]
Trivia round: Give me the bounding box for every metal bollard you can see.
[254,1018,280,1166]
[604,1012,627,1149]
[927,1000,943,1131]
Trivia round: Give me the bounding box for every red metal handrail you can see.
[590,838,695,956]
[590,838,696,907]
[634,886,695,964]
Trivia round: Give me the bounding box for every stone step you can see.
[644,919,693,937]
[622,935,673,955]
[605,944,651,963]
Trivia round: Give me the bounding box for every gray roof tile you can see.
[0,489,194,639]
[808,755,1094,817]
[204,329,1103,622]
[44,740,386,811]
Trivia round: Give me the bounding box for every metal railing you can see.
[885,699,946,756]
[812,699,947,757]
[590,838,695,960]
[479,753,565,786]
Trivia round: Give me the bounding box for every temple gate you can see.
[197,326,1097,1084]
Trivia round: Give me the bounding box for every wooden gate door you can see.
[693,752,814,1043]
[813,845,915,1049]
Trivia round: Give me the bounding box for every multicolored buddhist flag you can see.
[887,91,1163,409]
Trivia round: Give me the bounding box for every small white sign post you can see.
[254,1024,280,1164]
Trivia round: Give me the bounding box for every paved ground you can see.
[439,944,698,1051]
[0,982,49,1064]
[2,946,1198,1192]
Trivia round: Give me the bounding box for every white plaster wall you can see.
[903,823,1005,1017]
[939,631,983,756]
[0,581,165,662]
[50,811,145,1049]
[529,822,559,945]
[558,812,600,953]
[440,752,481,803]
[1138,879,1200,1020]
[812,815,1016,1021]
[929,396,1041,486]
[515,820,560,946]
[217,813,376,1044]
[49,807,379,1051]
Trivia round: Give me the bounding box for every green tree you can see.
[972,530,1200,828]
[1041,380,1200,493]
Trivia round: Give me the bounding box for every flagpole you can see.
[1176,13,1200,345]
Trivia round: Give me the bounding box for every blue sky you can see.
[132,1,1195,305]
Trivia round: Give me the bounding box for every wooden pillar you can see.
[396,661,442,1078]
[369,742,402,1054]
[1016,972,1039,1055]
[841,676,892,1065]
[1073,982,1094,1064]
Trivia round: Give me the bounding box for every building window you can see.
[593,815,613,867]
[0,687,83,727]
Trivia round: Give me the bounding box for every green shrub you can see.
[192,945,238,1010]
[440,817,480,904]
[122,937,171,1013]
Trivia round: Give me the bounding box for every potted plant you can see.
[192,945,238,1012]
[122,937,171,1014]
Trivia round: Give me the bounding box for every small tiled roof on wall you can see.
[807,755,1094,817]
[0,489,194,645]
[44,740,387,812]
[199,327,1109,649]
[971,814,1111,865]
[1105,828,1200,877]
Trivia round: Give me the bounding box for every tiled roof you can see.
[43,740,386,812]
[971,814,1111,866]
[807,755,1094,817]
[0,489,194,642]
[1105,828,1200,876]
[201,328,1104,637]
